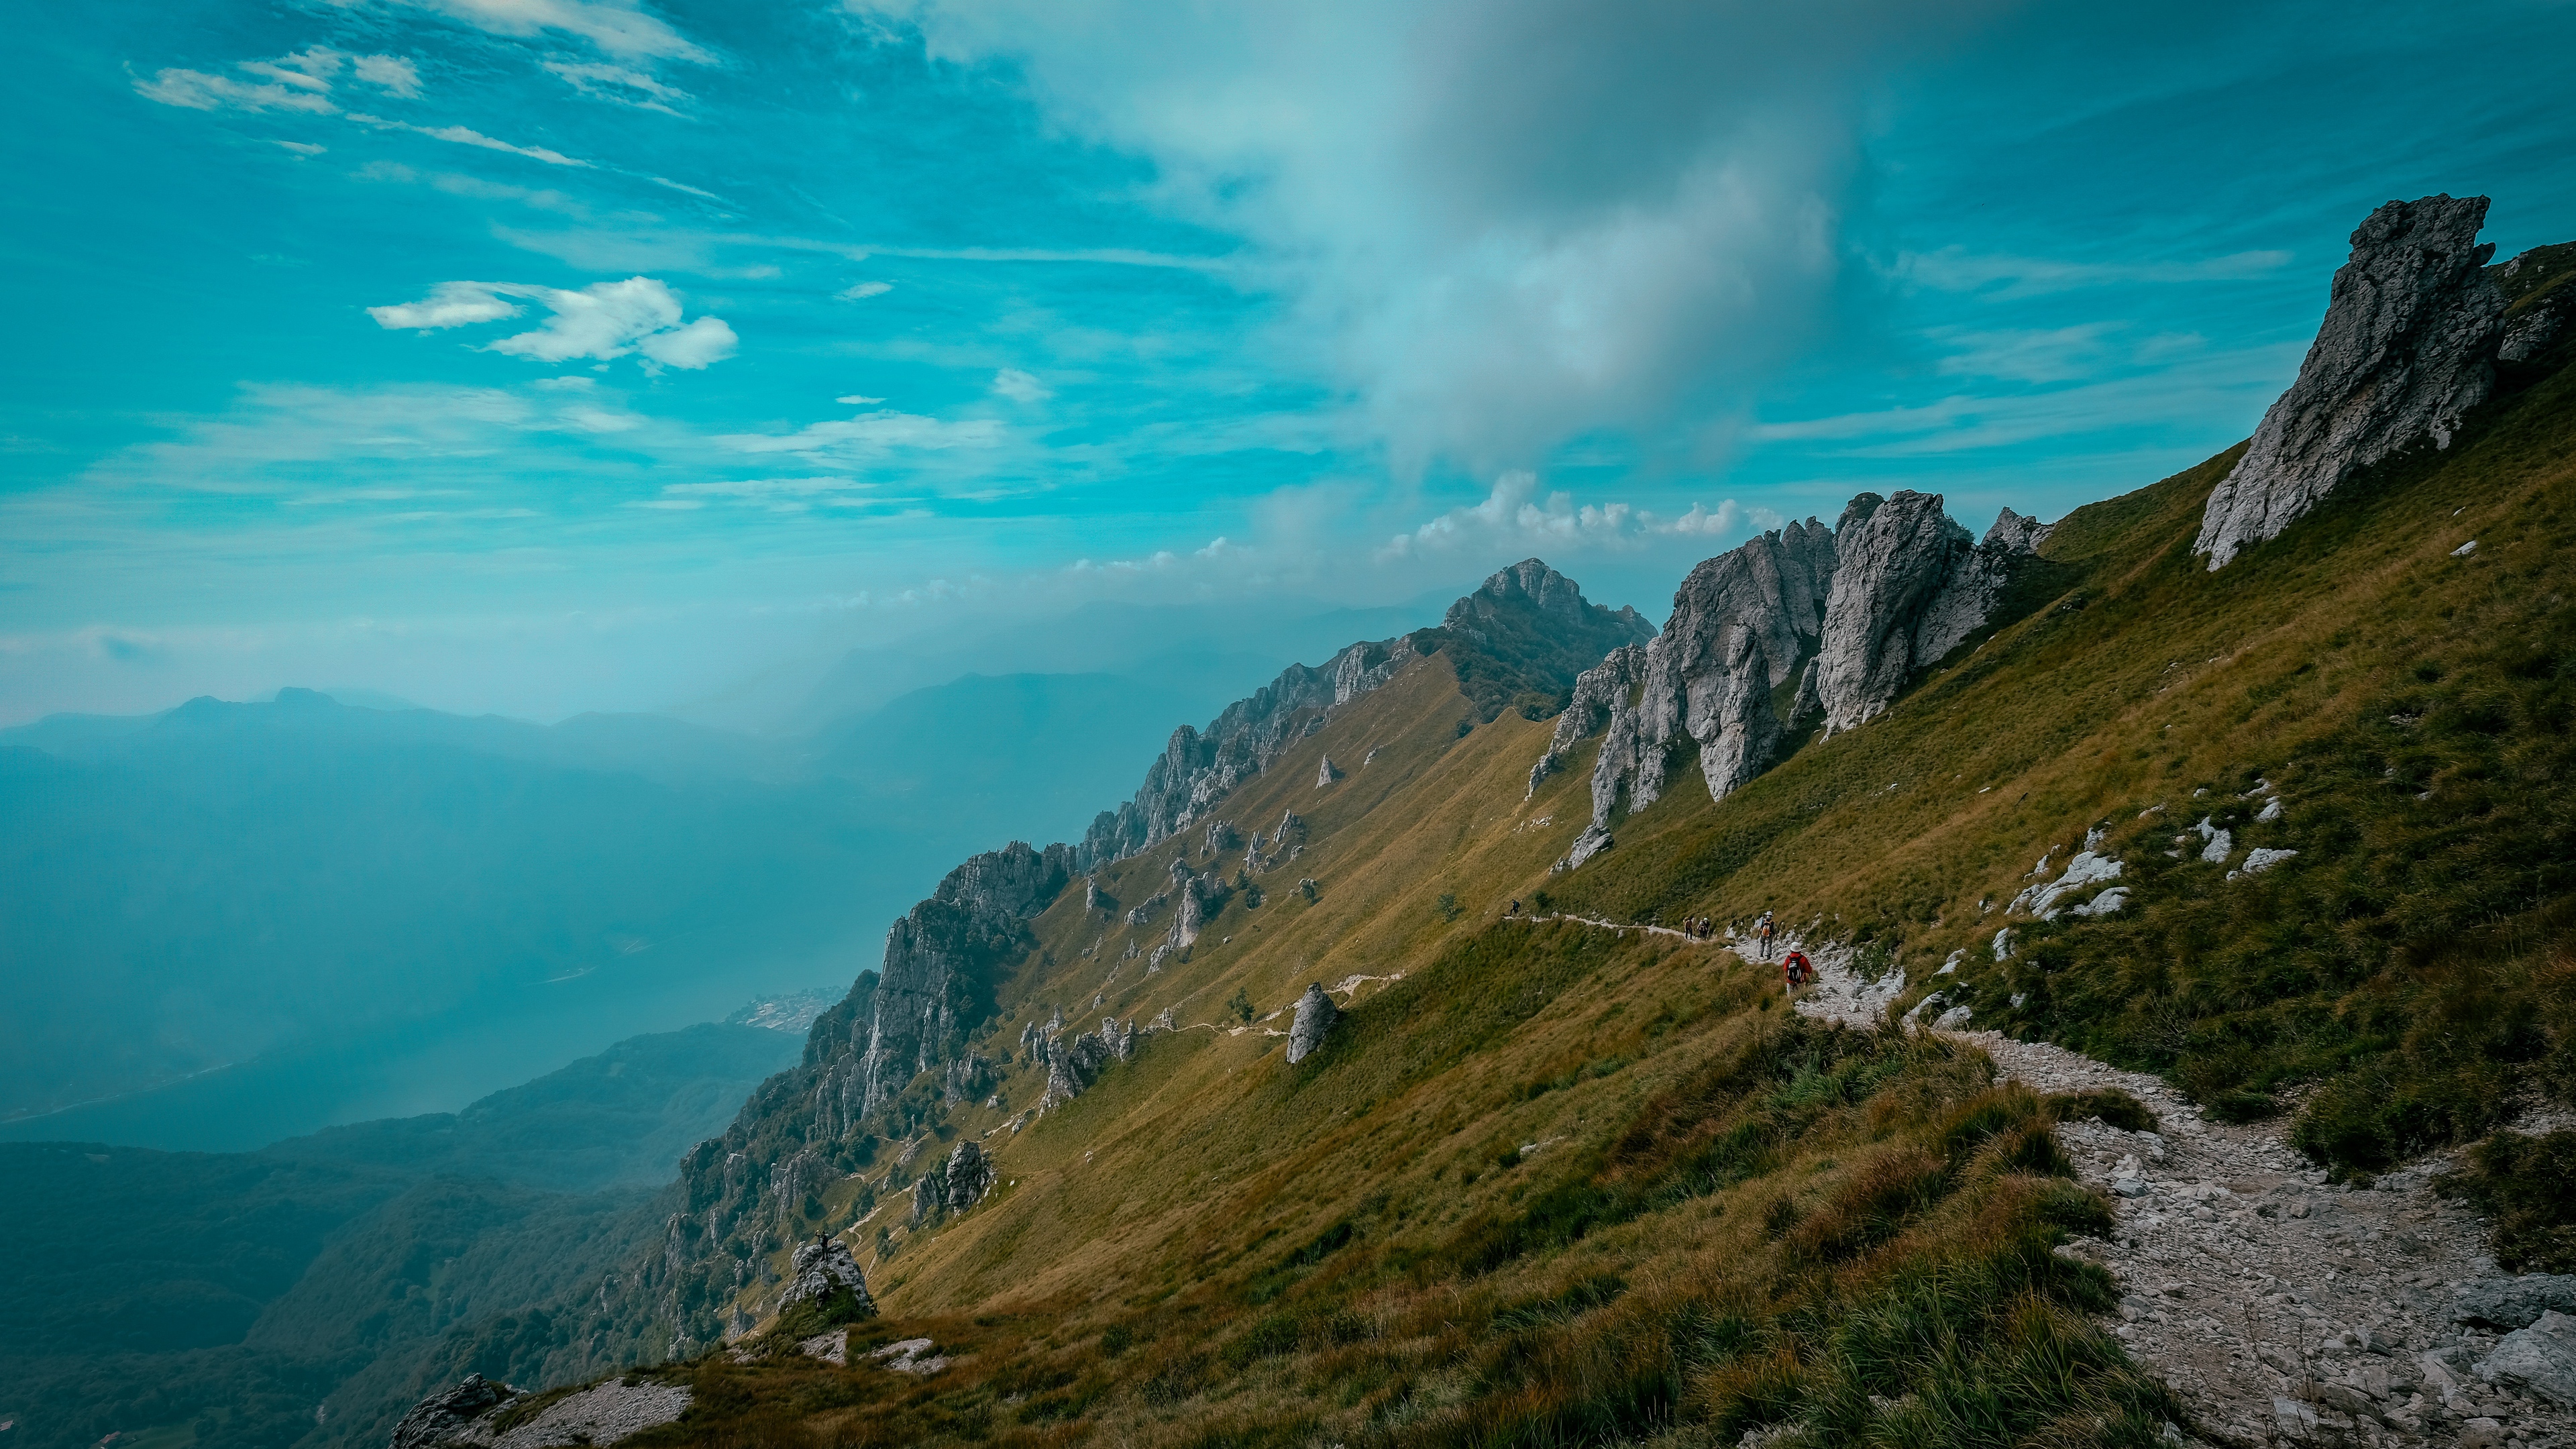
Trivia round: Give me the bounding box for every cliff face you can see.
[1076,637,1417,865]
[861,843,1076,1113]
[624,557,1649,1348]
[1538,523,1833,871]
[1549,495,2045,868]
[1816,491,2041,735]
[2195,195,2508,570]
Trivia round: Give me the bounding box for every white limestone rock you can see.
[2479,1309,2576,1405]
[1817,492,2030,735]
[2195,195,2508,570]
[2230,847,2299,881]
[1317,755,1342,787]
[778,1234,876,1318]
[2010,851,2124,916]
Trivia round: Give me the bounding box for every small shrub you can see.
[1226,989,1255,1025]
[2043,1089,2159,1134]
[2439,1130,2576,1272]
[1436,892,1463,923]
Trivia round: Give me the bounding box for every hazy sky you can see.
[6,0,2573,725]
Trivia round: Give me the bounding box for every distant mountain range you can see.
[0,1012,810,1449]
[0,622,1442,1146]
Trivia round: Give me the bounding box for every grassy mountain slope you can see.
[479,266,2576,1448]
[1550,323,2576,1178]
[576,664,2165,1446]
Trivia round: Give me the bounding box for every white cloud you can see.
[1900,247,2294,299]
[274,140,328,156]
[855,0,2009,471]
[543,59,691,113]
[347,113,591,166]
[718,408,1006,460]
[136,66,339,114]
[836,280,894,300]
[139,47,419,113]
[353,54,424,97]
[369,280,525,330]
[1383,471,1774,559]
[835,394,885,405]
[367,276,737,369]
[351,0,714,62]
[239,48,343,90]
[637,315,738,369]
[990,368,1051,402]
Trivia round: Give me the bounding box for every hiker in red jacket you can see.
[1782,949,1813,993]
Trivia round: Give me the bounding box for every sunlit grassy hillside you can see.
[436,294,2572,1448]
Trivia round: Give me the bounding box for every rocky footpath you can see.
[1788,937,2576,1448]
[2196,195,2509,570]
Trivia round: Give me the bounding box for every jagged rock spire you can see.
[2196,195,2507,570]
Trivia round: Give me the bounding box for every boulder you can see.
[1318,755,1342,787]
[392,1374,517,1449]
[1286,983,1340,1065]
[940,1140,994,1214]
[778,1234,875,1319]
[2195,195,2508,569]
[2479,1309,2576,1404]
[2456,1273,2576,1328]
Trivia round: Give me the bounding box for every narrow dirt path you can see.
[1774,933,2573,1449]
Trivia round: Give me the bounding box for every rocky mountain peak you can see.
[1444,558,1645,641]
[2196,194,2508,569]
[1546,492,2046,869]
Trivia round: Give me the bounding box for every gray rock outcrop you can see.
[1317,755,1342,787]
[1042,1016,1134,1106]
[1540,523,1835,866]
[1817,491,2033,735]
[2195,195,2508,570]
[1286,983,1339,1065]
[2480,1309,2576,1405]
[861,841,1075,1113]
[779,1234,875,1317]
[1542,498,2044,868]
[392,1375,517,1449]
[1077,637,1418,865]
[2457,1274,2576,1329]
[910,1142,996,1224]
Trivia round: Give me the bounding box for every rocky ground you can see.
[1782,932,2576,1448]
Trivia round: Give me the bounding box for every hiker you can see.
[1757,911,1776,961]
[1508,898,1520,915]
[1782,949,1812,993]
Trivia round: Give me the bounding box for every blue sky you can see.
[5,0,2573,726]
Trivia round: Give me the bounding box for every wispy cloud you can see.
[1381,471,1776,559]
[717,408,1006,461]
[136,47,424,114]
[990,368,1051,403]
[836,280,894,300]
[352,54,424,98]
[347,113,591,167]
[543,59,690,113]
[1898,247,2294,299]
[368,276,737,368]
[345,0,714,64]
